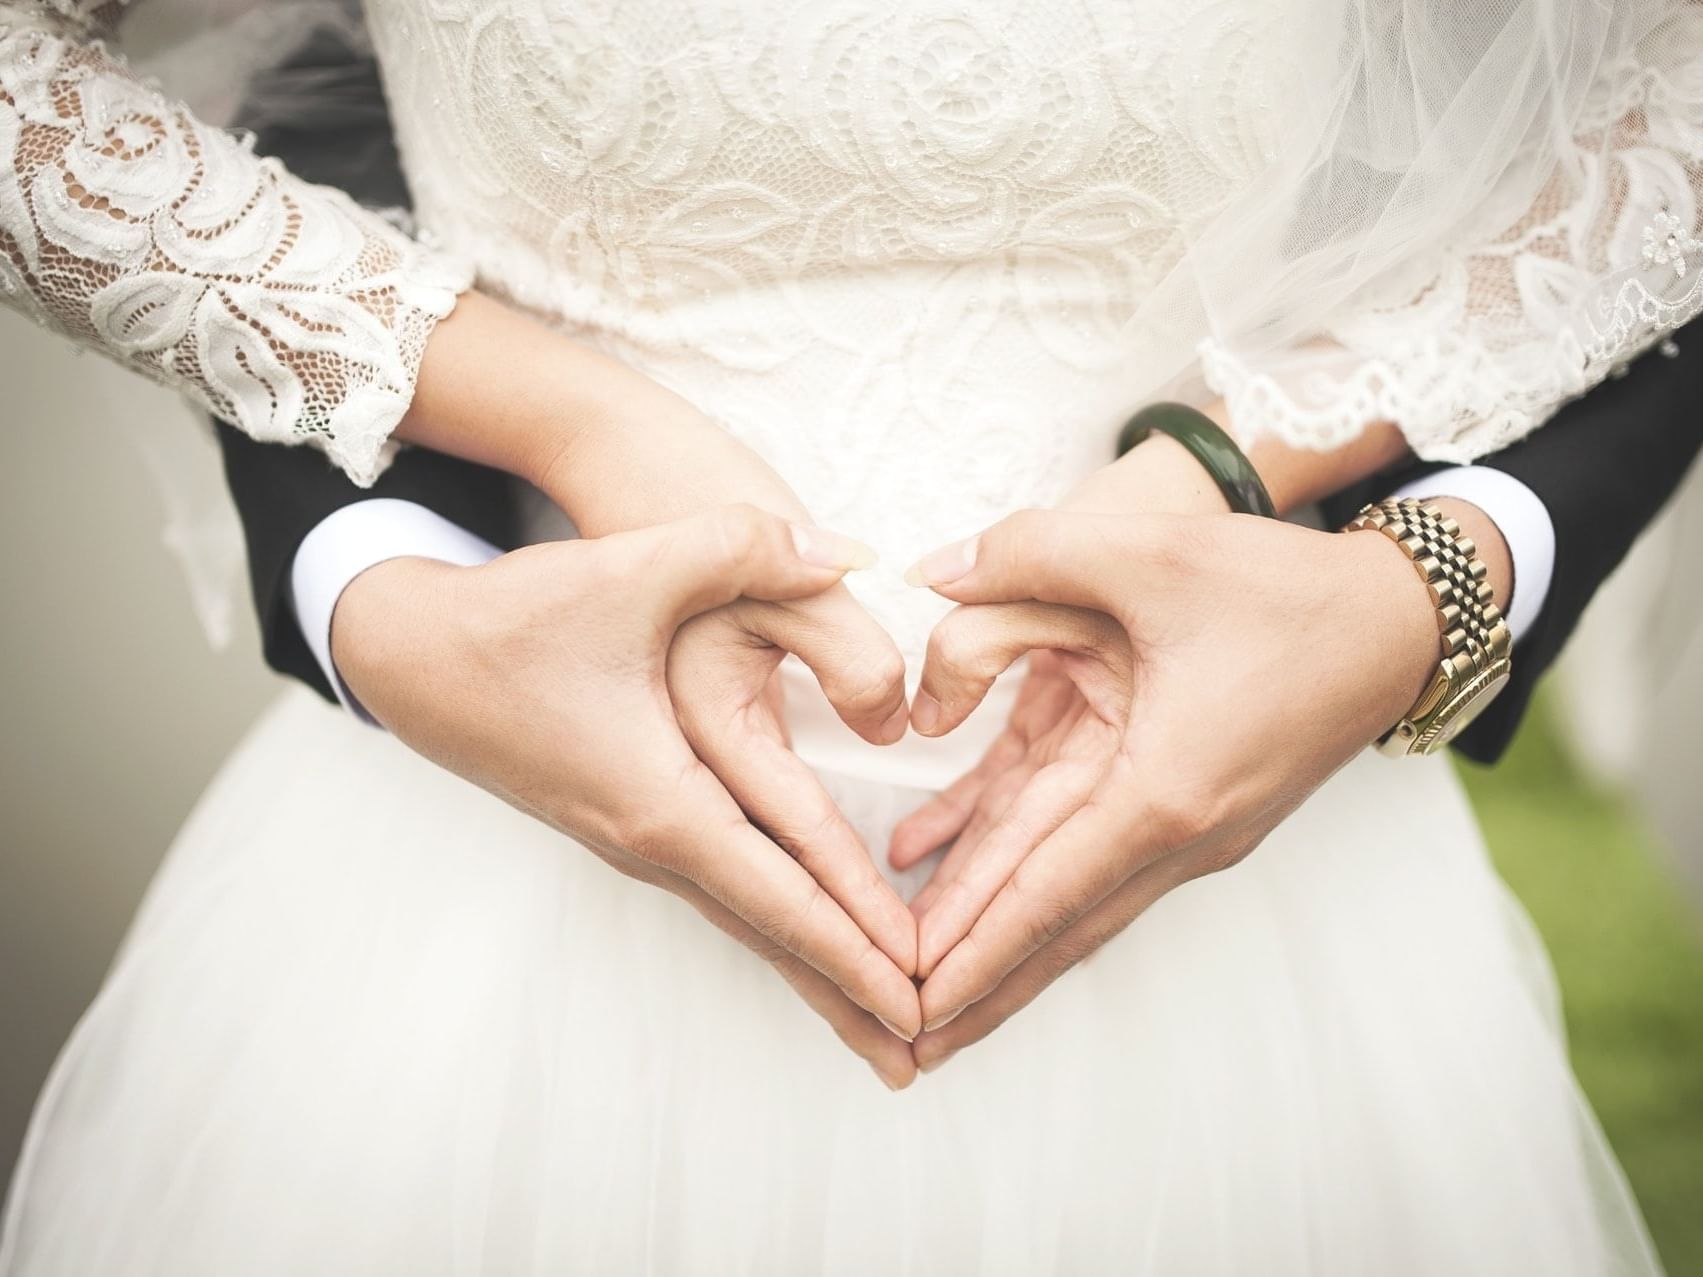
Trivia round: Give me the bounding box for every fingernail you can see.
[903,535,980,588]
[880,702,910,744]
[870,1064,907,1092]
[910,691,943,736]
[878,1016,917,1043]
[790,524,878,571]
[918,1050,958,1075]
[923,1007,963,1033]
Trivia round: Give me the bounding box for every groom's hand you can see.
[330,505,923,1086]
[899,508,1454,1071]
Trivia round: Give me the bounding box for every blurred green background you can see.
[1462,696,1703,1274]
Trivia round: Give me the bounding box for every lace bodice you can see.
[363,0,1302,652]
[359,0,1703,654]
[365,1,1286,355]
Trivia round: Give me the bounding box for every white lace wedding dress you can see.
[4,1,1700,1272]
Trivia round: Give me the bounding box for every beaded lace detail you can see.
[0,1,471,484]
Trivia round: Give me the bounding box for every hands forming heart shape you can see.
[337,426,1447,1092]
[654,504,1442,1090]
[338,498,1443,1091]
[334,296,1459,1090]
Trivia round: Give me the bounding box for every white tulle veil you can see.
[118,0,366,127]
[1121,0,1701,461]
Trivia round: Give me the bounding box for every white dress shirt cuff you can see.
[290,499,503,722]
[1390,466,1555,644]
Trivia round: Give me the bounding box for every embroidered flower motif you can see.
[0,24,470,484]
[772,4,1118,256]
[1642,209,1701,279]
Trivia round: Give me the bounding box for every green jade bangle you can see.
[1115,402,1277,519]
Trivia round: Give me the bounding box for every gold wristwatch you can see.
[1343,498,1512,757]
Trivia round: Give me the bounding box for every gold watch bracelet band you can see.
[1343,498,1513,756]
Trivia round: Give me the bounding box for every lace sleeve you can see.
[1199,7,1703,464]
[0,1,473,485]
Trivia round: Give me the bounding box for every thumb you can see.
[617,504,876,628]
[903,509,1129,612]
[912,602,1123,737]
[741,589,910,745]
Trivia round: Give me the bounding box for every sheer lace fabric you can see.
[0,1,470,484]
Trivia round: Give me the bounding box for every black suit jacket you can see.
[217,26,1703,763]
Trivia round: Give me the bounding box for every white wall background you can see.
[2,304,1700,1197]
[1,309,276,1188]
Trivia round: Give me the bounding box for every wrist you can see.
[400,293,592,494]
[1338,497,1515,750]
[1336,529,1445,738]
[329,556,467,712]
[407,296,807,534]
[400,292,696,512]
[1060,433,1233,517]
[1420,497,1513,617]
[1202,400,1410,515]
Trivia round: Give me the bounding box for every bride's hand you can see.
[330,505,923,1087]
[897,505,1492,1071]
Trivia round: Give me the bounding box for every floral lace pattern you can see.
[0,1,471,484]
[365,0,1291,655]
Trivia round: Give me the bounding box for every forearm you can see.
[0,8,775,521]
[397,291,807,533]
[1241,415,1410,515]
[1064,398,1409,517]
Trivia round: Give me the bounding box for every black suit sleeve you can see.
[213,27,517,702]
[1321,328,1703,765]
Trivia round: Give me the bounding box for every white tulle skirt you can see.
[1,687,1661,1275]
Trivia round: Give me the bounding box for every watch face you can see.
[1422,666,1512,753]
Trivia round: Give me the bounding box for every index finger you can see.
[659,767,923,1040]
[662,873,918,1090]
[692,718,919,977]
[753,588,911,745]
[917,779,1152,1031]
